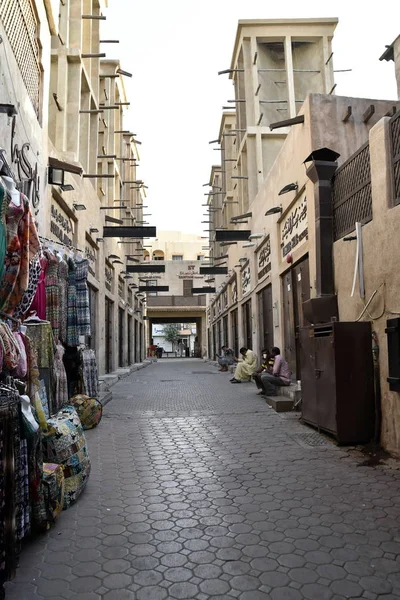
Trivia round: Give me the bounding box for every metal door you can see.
[134,319,138,363]
[282,271,296,376]
[231,309,238,356]
[299,327,318,426]
[217,319,222,354]
[139,323,143,362]
[258,284,273,354]
[212,324,216,361]
[105,298,113,374]
[88,285,97,350]
[315,330,337,434]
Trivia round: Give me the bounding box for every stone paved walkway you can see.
[5,359,400,600]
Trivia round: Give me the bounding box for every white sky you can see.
[102,1,399,236]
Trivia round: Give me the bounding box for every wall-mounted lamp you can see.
[89,227,99,234]
[279,183,298,195]
[73,203,86,211]
[96,238,104,243]
[48,167,65,186]
[60,184,74,192]
[265,206,282,216]
[239,258,247,263]
[242,242,256,248]
[249,233,264,240]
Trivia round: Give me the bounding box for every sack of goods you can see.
[33,463,65,531]
[69,394,102,430]
[43,405,91,509]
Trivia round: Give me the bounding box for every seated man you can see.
[253,349,274,394]
[231,347,257,383]
[217,346,235,372]
[260,347,291,396]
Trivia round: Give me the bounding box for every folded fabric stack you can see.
[69,394,102,430]
[43,406,91,509]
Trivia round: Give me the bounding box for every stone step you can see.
[99,390,113,407]
[99,374,119,387]
[265,395,294,413]
[280,384,301,402]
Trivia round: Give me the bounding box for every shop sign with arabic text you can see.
[280,194,308,258]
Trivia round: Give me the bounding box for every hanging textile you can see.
[13,256,41,320]
[75,257,91,337]
[0,179,8,284]
[44,250,60,341]
[82,349,99,398]
[30,254,48,321]
[66,258,79,347]
[0,194,40,314]
[58,258,69,344]
[25,322,56,416]
[53,344,68,412]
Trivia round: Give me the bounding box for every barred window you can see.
[0,0,41,118]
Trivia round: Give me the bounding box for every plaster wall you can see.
[334,117,400,458]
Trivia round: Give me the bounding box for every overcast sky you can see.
[102,1,399,236]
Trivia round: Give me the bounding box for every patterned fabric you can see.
[75,258,91,336]
[43,405,91,509]
[58,259,69,343]
[0,179,8,283]
[45,251,60,341]
[66,258,79,347]
[33,463,64,531]
[26,323,56,416]
[54,344,68,412]
[0,391,22,589]
[82,349,99,398]
[30,254,48,320]
[69,394,102,430]
[0,194,40,314]
[13,256,41,319]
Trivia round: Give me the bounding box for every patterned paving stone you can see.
[5,359,400,600]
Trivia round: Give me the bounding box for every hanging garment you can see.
[13,256,41,319]
[75,257,91,337]
[33,463,65,531]
[29,254,49,320]
[0,195,40,314]
[66,257,79,347]
[25,322,56,416]
[58,258,69,343]
[0,179,8,283]
[45,250,60,341]
[53,344,68,411]
[0,322,20,372]
[82,348,99,398]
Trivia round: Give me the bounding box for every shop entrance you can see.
[128,315,132,365]
[134,319,138,363]
[118,308,124,368]
[231,309,238,356]
[258,284,273,355]
[242,299,252,350]
[223,315,228,347]
[105,298,113,374]
[282,256,310,379]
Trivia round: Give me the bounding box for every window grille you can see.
[0,0,41,118]
[390,110,400,206]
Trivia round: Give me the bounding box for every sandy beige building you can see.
[206,18,400,456]
[144,231,206,262]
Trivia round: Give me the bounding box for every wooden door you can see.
[293,258,310,377]
[105,298,113,374]
[118,308,124,367]
[127,315,132,365]
[223,316,228,346]
[242,300,252,350]
[134,319,138,363]
[231,310,238,356]
[258,284,273,354]
[282,270,296,376]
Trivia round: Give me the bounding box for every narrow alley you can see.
[5,359,400,600]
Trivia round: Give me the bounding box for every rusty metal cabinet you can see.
[300,322,375,444]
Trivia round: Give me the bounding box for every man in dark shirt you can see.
[260,347,292,396]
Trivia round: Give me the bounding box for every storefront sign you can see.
[281,194,308,258]
[241,262,251,297]
[232,280,238,304]
[50,203,73,246]
[178,265,203,279]
[257,234,271,281]
[105,265,113,292]
[85,244,97,278]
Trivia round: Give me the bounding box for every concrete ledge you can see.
[99,361,151,390]
[265,395,294,412]
[99,390,113,407]
[280,384,301,402]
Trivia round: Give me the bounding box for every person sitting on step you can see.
[260,347,292,396]
[231,347,257,383]
[216,345,235,372]
[252,348,274,394]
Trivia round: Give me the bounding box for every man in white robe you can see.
[231,347,257,383]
